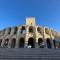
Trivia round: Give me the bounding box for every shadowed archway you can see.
[29,26,34,33]
[0,39,2,47]
[4,39,9,48]
[28,37,35,48]
[46,38,52,48]
[19,38,24,48]
[38,38,43,48]
[11,38,16,48]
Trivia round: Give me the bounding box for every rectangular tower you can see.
[26,17,36,26]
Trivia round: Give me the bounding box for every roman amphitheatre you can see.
[0,17,60,48]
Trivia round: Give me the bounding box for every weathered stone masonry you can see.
[0,17,60,48]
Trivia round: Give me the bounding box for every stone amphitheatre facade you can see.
[0,17,60,48]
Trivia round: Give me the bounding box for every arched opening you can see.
[53,39,56,48]
[14,27,18,34]
[38,38,44,48]
[29,26,34,33]
[28,37,35,48]
[19,38,24,48]
[4,39,9,48]
[45,28,49,34]
[37,27,42,34]
[58,41,60,48]
[46,38,52,48]
[0,39,2,47]
[20,26,26,34]
[8,28,11,34]
[11,38,16,48]
[3,29,6,35]
[55,40,59,48]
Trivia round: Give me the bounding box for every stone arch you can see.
[8,28,11,34]
[45,28,50,34]
[20,26,26,34]
[28,37,35,48]
[11,38,16,48]
[0,39,2,47]
[37,27,43,34]
[21,26,25,30]
[46,38,52,48]
[29,26,34,33]
[19,38,24,48]
[14,27,18,34]
[38,38,43,48]
[4,39,9,48]
[58,41,60,48]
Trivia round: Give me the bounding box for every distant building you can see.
[0,17,60,48]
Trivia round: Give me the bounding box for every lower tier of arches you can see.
[0,38,60,48]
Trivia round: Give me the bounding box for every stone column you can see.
[17,26,21,36]
[25,34,28,48]
[35,26,39,48]
[44,38,47,48]
[15,38,19,48]
[24,41,28,48]
[50,39,54,48]
[4,29,8,36]
[8,38,12,48]
[1,39,5,47]
[43,27,47,48]
[10,28,14,36]
[35,38,39,48]
[50,29,54,48]
[24,25,29,48]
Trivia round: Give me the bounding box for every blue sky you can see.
[0,0,60,32]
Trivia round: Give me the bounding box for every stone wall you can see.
[0,18,60,48]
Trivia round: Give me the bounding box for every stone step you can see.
[0,48,60,60]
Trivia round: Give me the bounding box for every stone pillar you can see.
[15,38,19,48]
[50,29,54,48]
[25,34,28,48]
[35,26,39,48]
[43,39,47,48]
[17,26,21,37]
[25,41,28,48]
[8,38,12,48]
[4,29,8,36]
[24,25,29,48]
[43,27,47,48]
[35,38,39,48]
[1,39,5,47]
[50,39,54,48]
[10,28,14,36]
